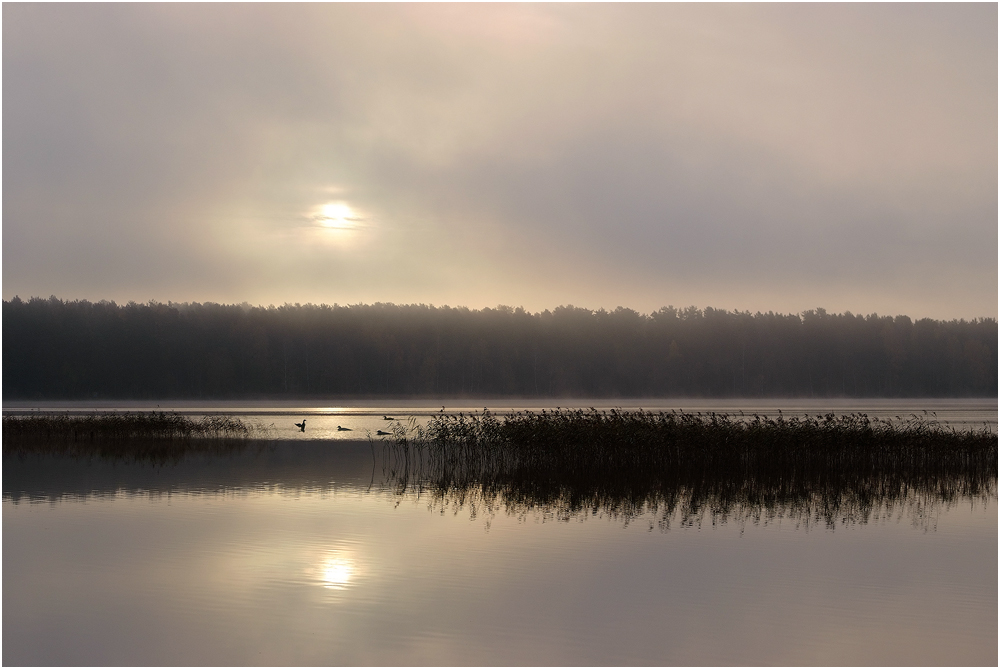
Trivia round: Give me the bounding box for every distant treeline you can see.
[3,297,996,399]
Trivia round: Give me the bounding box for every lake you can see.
[3,399,997,665]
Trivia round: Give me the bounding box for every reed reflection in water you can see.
[372,409,996,531]
[3,410,997,666]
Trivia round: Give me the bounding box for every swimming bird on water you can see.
[295,420,306,432]
[337,425,352,431]
[376,429,391,436]
[383,415,395,420]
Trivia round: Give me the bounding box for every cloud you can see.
[3,4,996,318]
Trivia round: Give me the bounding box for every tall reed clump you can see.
[3,412,270,461]
[377,409,997,528]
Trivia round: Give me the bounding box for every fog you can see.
[4,4,996,319]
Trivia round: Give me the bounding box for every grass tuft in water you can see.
[375,409,997,528]
[3,412,270,461]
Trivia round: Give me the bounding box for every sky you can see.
[3,4,997,320]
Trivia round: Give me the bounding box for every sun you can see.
[316,202,355,229]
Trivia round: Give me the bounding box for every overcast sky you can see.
[4,4,996,319]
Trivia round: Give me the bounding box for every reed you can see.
[3,412,270,461]
[376,409,997,527]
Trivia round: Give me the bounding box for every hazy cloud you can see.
[4,4,996,318]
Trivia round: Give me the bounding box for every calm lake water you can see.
[4,397,996,438]
[3,399,997,665]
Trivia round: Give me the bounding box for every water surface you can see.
[4,397,995,439]
[3,400,997,665]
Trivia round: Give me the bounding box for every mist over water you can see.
[4,399,997,665]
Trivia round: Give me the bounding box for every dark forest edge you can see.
[4,296,996,399]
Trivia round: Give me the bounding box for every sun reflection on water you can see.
[317,553,357,590]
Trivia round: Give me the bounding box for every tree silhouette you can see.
[3,297,995,399]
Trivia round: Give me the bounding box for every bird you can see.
[295,419,306,432]
[337,425,352,431]
[383,415,395,420]
[376,429,391,436]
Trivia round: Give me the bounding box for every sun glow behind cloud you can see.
[2,4,996,319]
[314,203,359,230]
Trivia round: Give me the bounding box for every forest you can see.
[3,297,996,399]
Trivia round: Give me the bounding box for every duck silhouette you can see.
[294,419,306,432]
[376,429,391,436]
[383,415,395,420]
[337,425,352,431]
